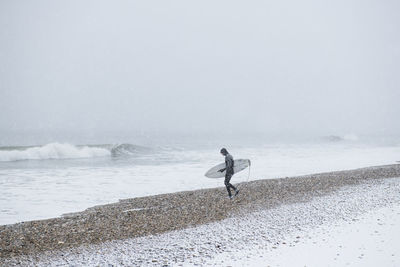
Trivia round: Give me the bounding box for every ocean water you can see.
[0,135,399,225]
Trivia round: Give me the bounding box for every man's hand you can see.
[218,168,226,173]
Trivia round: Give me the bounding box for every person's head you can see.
[220,148,228,156]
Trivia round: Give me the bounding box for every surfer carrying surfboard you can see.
[219,148,240,199]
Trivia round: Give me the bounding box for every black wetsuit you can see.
[224,153,237,197]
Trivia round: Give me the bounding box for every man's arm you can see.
[219,157,228,172]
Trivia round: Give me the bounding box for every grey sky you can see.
[0,0,399,142]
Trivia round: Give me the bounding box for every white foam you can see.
[0,143,110,162]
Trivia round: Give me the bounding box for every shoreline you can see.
[1,164,400,261]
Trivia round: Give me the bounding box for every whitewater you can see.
[0,136,399,225]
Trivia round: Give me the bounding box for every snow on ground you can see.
[270,205,400,267]
[9,177,400,266]
[209,204,400,267]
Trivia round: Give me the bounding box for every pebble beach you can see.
[1,164,400,266]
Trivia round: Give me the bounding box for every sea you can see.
[0,133,399,225]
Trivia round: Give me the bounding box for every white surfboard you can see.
[205,159,251,178]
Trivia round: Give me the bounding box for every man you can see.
[219,148,239,199]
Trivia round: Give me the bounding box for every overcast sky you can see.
[0,0,399,142]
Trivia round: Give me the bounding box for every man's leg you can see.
[229,183,237,192]
[224,173,233,197]
[226,173,239,196]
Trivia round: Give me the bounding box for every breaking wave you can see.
[0,143,110,162]
[110,143,151,157]
[0,143,154,162]
[323,134,359,142]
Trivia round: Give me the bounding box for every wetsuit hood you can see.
[220,148,228,155]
